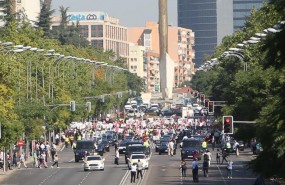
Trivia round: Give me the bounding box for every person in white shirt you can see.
[227,160,233,178]
[130,163,137,183]
[168,140,174,156]
[18,152,27,168]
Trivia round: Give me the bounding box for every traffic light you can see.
[70,101,75,111]
[86,102,91,112]
[208,101,214,113]
[223,116,233,134]
[205,99,209,108]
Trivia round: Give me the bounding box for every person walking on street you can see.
[50,143,57,162]
[137,160,143,179]
[18,152,27,169]
[168,140,174,156]
[180,159,187,178]
[211,136,215,151]
[192,158,199,182]
[221,149,228,164]
[12,152,17,168]
[233,140,240,156]
[130,163,137,183]
[33,151,39,168]
[115,149,119,165]
[7,152,12,170]
[226,160,233,179]
[51,154,59,168]
[206,150,212,166]
[203,159,209,177]
[216,149,221,164]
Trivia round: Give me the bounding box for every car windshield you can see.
[77,142,95,150]
[87,156,101,161]
[161,142,168,146]
[131,155,145,159]
[183,140,201,147]
[120,141,127,146]
[128,146,146,152]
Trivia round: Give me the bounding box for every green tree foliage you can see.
[190,0,285,179]
[50,6,89,47]
[0,20,142,148]
[37,3,55,37]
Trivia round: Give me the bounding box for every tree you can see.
[36,2,54,37]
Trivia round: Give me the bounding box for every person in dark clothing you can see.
[180,160,187,177]
[221,149,228,164]
[203,160,209,177]
[12,152,17,167]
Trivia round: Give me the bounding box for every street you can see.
[0,144,257,185]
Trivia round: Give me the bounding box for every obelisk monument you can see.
[159,0,174,99]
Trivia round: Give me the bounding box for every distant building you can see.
[128,43,145,78]
[178,0,266,66]
[128,22,195,93]
[0,0,41,27]
[51,12,129,58]
[233,0,265,31]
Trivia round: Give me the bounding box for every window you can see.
[80,25,89,38]
[17,0,21,3]
[91,40,103,48]
[91,25,103,37]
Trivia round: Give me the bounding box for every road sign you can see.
[18,140,24,147]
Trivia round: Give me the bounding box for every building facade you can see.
[0,0,41,26]
[178,0,266,67]
[51,12,129,58]
[233,0,265,31]
[128,43,145,78]
[128,22,195,93]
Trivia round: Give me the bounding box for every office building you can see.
[178,0,266,66]
[233,0,265,31]
[51,12,129,58]
[0,0,41,26]
[128,22,195,92]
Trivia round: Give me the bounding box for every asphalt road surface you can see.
[0,144,257,185]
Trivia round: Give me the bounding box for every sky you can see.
[51,0,177,27]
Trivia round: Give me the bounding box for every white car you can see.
[83,155,105,171]
[127,154,149,170]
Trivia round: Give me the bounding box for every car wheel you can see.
[159,152,161,155]
[101,168,104,171]
[75,159,79,162]
[84,169,88,171]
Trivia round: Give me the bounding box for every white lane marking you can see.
[119,170,130,185]
[38,169,61,185]
[217,165,228,185]
[60,144,65,151]
[78,172,91,185]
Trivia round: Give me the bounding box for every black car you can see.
[125,143,150,164]
[74,140,96,162]
[96,143,106,156]
[98,139,110,153]
[118,140,128,154]
[181,138,202,160]
[158,141,177,155]
[102,134,117,146]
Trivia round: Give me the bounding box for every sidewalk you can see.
[0,142,65,183]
